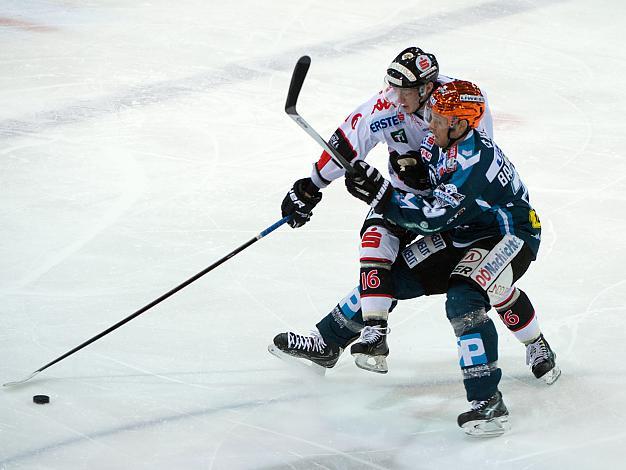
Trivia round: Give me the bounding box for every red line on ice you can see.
[0,17,57,32]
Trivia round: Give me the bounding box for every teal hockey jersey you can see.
[381,129,541,256]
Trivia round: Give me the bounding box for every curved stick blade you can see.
[3,370,40,387]
[285,55,311,114]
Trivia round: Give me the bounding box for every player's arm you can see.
[345,150,492,235]
[310,96,382,188]
[281,95,381,228]
[383,180,484,234]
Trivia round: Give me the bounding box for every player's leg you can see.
[269,227,480,367]
[446,264,509,437]
[491,285,559,383]
[457,236,560,384]
[349,212,401,373]
[268,285,392,371]
[268,233,455,371]
[446,278,509,437]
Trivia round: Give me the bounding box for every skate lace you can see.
[358,325,391,344]
[470,399,489,411]
[526,337,548,367]
[287,331,327,353]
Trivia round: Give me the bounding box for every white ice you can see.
[2,0,626,468]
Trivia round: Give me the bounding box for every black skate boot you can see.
[350,320,390,374]
[457,390,510,437]
[268,330,342,372]
[526,334,561,385]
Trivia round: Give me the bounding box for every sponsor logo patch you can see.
[418,55,431,71]
[371,98,393,114]
[391,129,408,143]
[338,287,361,320]
[460,94,485,103]
[370,115,402,133]
[452,236,524,290]
[458,333,487,367]
[401,233,446,268]
[433,183,465,208]
[361,228,382,248]
[423,134,435,150]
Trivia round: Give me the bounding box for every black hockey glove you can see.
[281,177,323,228]
[389,151,431,191]
[344,161,393,212]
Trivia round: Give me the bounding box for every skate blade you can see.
[462,416,510,438]
[541,365,561,385]
[353,353,388,374]
[267,344,327,376]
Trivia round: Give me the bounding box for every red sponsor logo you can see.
[424,134,435,149]
[418,55,431,71]
[398,112,405,122]
[351,113,362,129]
[474,268,493,287]
[420,148,432,162]
[445,147,457,173]
[361,229,382,248]
[462,249,483,263]
[371,99,393,114]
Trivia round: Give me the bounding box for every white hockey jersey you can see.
[310,76,493,194]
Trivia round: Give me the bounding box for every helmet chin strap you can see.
[442,121,470,151]
[415,83,433,115]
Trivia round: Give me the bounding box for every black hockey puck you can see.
[33,395,50,404]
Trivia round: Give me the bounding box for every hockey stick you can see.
[3,216,291,387]
[285,56,356,176]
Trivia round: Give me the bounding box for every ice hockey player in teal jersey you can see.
[340,79,559,436]
[383,101,540,256]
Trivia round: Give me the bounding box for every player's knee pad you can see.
[450,308,501,402]
[493,287,536,333]
[359,225,400,261]
[452,309,501,401]
[445,280,490,327]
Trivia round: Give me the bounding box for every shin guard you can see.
[494,288,541,344]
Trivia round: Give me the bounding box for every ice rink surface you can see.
[2,0,626,468]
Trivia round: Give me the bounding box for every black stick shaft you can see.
[28,216,290,378]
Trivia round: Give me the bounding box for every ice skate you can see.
[268,330,342,374]
[526,334,561,385]
[457,391,510,437]
[350,320,390,374]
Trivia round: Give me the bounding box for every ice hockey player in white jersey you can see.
[275,48,557,382]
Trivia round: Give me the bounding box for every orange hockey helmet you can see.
[428,80,486,129]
